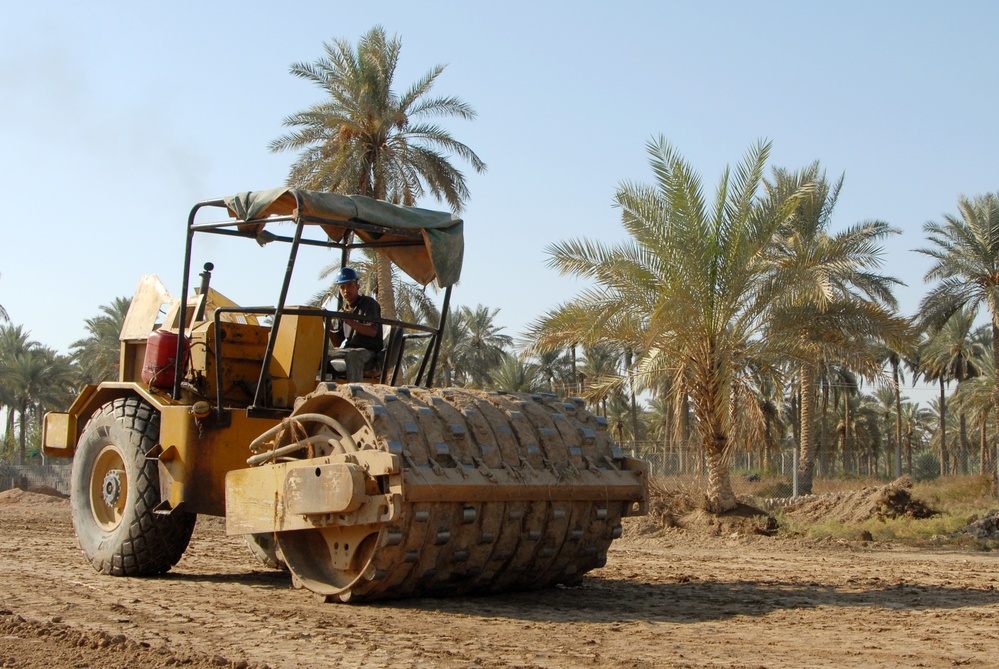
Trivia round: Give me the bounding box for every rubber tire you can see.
[71,397,197,576]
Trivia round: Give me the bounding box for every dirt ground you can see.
[1,488,998,669]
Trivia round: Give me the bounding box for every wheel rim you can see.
[277,526,380,598]
[90,445,128,531]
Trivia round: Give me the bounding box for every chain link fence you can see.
[625,440,999,501]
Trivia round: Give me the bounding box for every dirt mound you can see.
[782,476,937,524]
[957,509,999,540]
[0,487,70,507]
[632,482,778,537]
[26,484,69,499]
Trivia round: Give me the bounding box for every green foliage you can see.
[70,296,130,384]
[527,138,841,511]
[272,25,485,319]
[912,449,941,481]
[0,324,77,463]
[436,304,513,388]
[271,25,485,212]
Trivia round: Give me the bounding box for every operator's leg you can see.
[330,348,376,382]
[344,348,375,382]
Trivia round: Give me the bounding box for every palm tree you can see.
[925,396,960,479]
[764,163,912,493]
[952,334,995,474]
[1,344,76,463]
[71,296,131,384]
[521,347,575,397]
[873,385,900,473]
[576,343,623,418]
[528,137,808,512]
[487,352,543,393]
[918,191,999,463]
[431,305,511,387]
[270,25,486,319]
[604,392,646,452]
[460,305,513,388]
[872,341,910,477]
[755,373,787,472]
[918,307,985,474]
[0,324,34,447]
[899,400,934,475]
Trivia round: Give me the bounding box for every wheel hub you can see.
[101,469,123,507]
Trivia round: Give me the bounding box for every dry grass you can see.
[778,475,999,547]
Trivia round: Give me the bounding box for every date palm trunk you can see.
[798,363,817,495]
[705,441,737,513]
[939,377,948,476]
[992,320,999,479]
[374,256,397,320]
[893,358,903,478]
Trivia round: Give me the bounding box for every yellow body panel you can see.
[156,406,278,517]
[42,379,285,518]
[41,412,75,452]
[224,451,400,535]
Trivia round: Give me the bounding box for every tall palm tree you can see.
[899,400,934,475]
[270,25,486,319]
[1,345,76,463]
[434,306,468,387]
[873,385,899,473]
[952,334,995,474]
[70,296,131,384]
[460,305,513,388]
[576,343,623,418]
[0,324,34,446]
[872,341,910,477]
[528,137,807,512]
[851,394,884,477]
[926,396,959,479]
[487,352,543,393]
[764,163,912,493]
[918,307,985,474]
[522,347,575,396]
[432,304,511,387]
[918,191,999,463]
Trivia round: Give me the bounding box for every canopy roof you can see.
[223,188,464,288]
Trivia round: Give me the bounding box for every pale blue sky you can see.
[2,1,997,405]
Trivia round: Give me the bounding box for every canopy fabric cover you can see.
[224,188,463,288]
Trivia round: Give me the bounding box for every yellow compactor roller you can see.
[43,189,647,602]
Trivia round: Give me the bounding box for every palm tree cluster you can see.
[0,325,77,464]
[521,142,999,511]
[8,28,999,517]
[0,298,128,464]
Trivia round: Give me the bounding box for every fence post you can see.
[792,445,799,499]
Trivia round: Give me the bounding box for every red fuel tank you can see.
[141,329,188,388]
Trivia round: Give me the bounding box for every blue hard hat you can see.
[333,267,359,284]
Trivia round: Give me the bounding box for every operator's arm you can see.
[342,316,378,338]
[328,321,345,347]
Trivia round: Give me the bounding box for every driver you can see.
[325,267,382,381]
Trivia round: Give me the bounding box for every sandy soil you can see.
[1,490,998,669]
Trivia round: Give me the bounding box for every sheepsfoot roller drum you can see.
[225,383,648,602]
